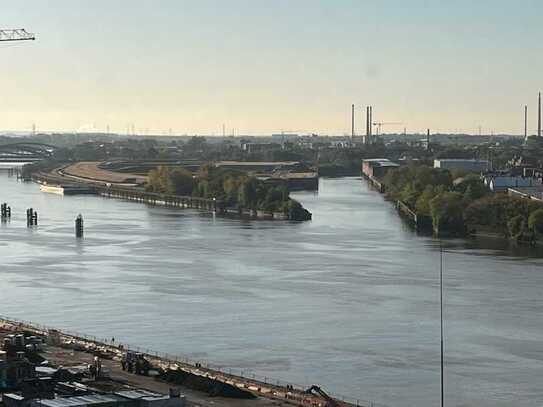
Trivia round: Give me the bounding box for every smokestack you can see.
[524,105,528,142]
[370,106,373,140]
[539,92,541,138]
[427,129,430,150]
[365,106,369,144]
[351,104,355,140]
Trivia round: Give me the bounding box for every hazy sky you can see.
[2,0,543,135]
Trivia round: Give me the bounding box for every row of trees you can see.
[146,165,312,220]
[383,164,543,240]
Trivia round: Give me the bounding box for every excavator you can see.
[305,385,340,407]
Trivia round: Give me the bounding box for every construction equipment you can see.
[89,356,102,380]
[305,385,340,407]
[0,29,35,42]
[372,122,404,136]
[121,351,151,375]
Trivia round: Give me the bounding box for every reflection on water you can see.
[0,175,542,407]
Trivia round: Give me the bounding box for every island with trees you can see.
[146,164,312,221]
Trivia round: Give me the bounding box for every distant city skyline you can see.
[2,0,543,135]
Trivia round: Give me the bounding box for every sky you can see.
[2,0,543,136]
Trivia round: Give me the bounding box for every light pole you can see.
[440,242,444,407]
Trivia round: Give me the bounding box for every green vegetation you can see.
[465,194,542,240]
[430,192,466,236]
[528,209,543,235]
[146,164,311,220]
[383,165,454,212]
[147,167,194,195]
[383,164,543,240]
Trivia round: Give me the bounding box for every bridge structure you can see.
[0,142,58,162]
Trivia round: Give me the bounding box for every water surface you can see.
[1,174,542,407]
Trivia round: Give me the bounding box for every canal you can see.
[0,173,542,407]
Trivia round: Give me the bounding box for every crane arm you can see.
[0,29,35,42]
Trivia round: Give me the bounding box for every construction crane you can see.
[372,122,404,136]
[305,385,340,407]
[0,29,35,42]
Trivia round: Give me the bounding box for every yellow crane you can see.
[0,29,35,42]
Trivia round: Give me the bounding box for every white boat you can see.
[40,184,95,195]
[40,184,65,195]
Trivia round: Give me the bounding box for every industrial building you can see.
[433,159,489,172]
[483,175,539,192]
[361,159,400,179]
[240,142,280,153]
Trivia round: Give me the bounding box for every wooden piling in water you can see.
[1,203,11,220]
[26,208,38,226]
[75,214,84,238]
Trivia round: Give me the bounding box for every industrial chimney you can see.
[351,104,355,140]
[370,106,373,141]
[538,92,541,138]
[524,105,528,143]
[365,106,370,144]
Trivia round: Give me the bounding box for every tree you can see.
[415,185,436,216]
[508,215,527,240]
[454,174,488,201]
[185,136,207,152]
[238,177,259,209]
[430,192,466,236]
[167,168,195,195]
[465,195,543,234]
[528,209,543,234]
[146,166,194,195]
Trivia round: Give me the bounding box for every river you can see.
[0,172,542,407]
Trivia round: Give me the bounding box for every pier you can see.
[0,316,383,407]
[32,172,221,212]
[94,184,221,212]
